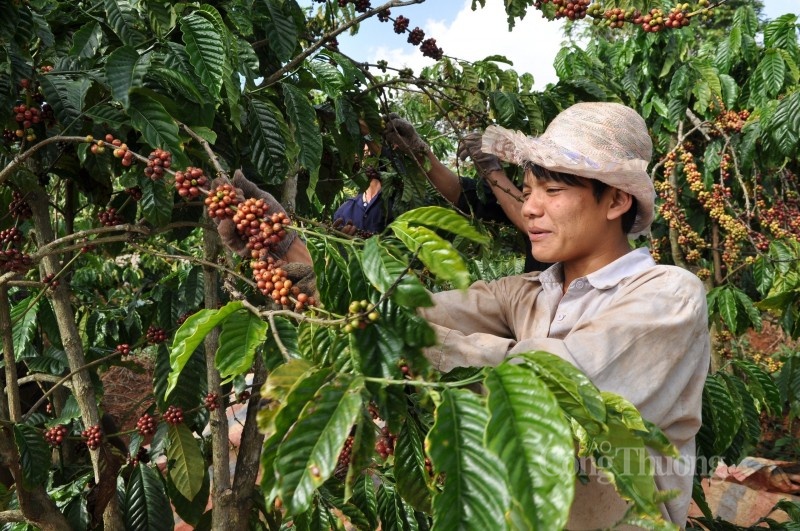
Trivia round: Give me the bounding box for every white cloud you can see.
[365,0,568,89]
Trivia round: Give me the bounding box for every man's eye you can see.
[546,188,562,194]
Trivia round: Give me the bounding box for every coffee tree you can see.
[0,0,798,529]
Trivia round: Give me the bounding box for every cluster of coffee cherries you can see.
[0,227,23,246]
[536,0,590,21]
[174,166,207,199]
[81,424,103,450]
[251,257,314,310]
[336,434,355,477]
[341,299,379,334]
[115,343,132,357]
[128,447,150,467]
[756,184,800,242]
[163,405,184,425]
[144,148,172,180]
[44,425,69,447]
[204,392,220,411]
[375,425,396,460]
[204,183,239,219]
[582,1,707,31]
[337,0,371,12]
[391,15,443,60]
[713,109,751,135]
[9,191,32,220]
[95,134,135,166]
[136,413,158,436]
[233,198,287,247]
[0,222,33,274]
[98,207,125,226]
[145,325,167,344]
[407,27,425,46]
[11,103,42,143]
[42,272,59,289]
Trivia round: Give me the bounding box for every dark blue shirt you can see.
[333,189,393,234]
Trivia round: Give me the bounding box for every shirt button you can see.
[556,314,565,321]
[575,281,585,289]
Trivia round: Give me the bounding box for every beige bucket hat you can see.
[481,102,656,235]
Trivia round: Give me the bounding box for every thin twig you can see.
[22,351,124,422]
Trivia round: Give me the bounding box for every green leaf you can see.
[282,82,322,195]
[351,472,379,530]
[306,58,344,99]
[167,423,206,501]
[69,21,103,60]
[427,389,509,531]
[602,392,647,432]
[150,67,205,104]
[259,358,314,430]
[123,464,174,531]
[85,104,128,131]
[139,177,173,227]
[394,420,432,513]
[275,375,364,514]
[13,424,50,489]
[361,239,432,308]
[485,363,573,530]
[717,287,739,333]
[248,98,289,183]
[39,75,90,133]
[731,288,762,332]
[733,359,782,416]
[143,0,177,38]
[377,481,419,531]
[769,91,800,157]
[166,301,244,398]
[8,295,39,360]
[104,0,147,46]
[262,0,298,62]
[47,394,81,427]
[181,267,204,310]
[180,12,224,100]
[128,90,181,152]
[390,221,471,289]
[106,46,151,109]
[592,415,660,517]
[512,351,607,434]
[215,310,268,381]
[699,374,738,456]
[753,256,775,297]
[759,49,786,97]
[394,206,489,244]
[260,366,332,500]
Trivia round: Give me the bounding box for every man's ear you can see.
[606,188,633,222]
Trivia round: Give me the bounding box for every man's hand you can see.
[457,132,502,177]
[383,113,429,160]
[332,218,358,236]
[212,169,296,259]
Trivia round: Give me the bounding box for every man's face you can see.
[520,171,619,271]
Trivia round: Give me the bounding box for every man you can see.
[416,102,710,527]
[218,102,709,527]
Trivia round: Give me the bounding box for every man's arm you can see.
[421,268,710,432]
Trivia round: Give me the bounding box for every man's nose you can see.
[521,190,543,218]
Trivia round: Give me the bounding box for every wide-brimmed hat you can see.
[481,102,655,235]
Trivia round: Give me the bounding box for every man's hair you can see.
[526,163,638,234]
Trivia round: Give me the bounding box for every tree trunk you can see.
[203,228,238,530]
[0,285,71,530]
[27,184,125,530]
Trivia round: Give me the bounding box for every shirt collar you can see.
[524,247,655,290]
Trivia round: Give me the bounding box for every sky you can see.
[330,0,799,89]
